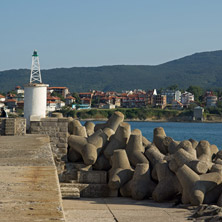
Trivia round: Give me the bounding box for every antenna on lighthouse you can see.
[30,50,42,83]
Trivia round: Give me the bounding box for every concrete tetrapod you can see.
[211,144,219,157]
[173,148,209,174]
[84,121,95,136]
[152,161,181,202]
[68,120,83,135]
[126,129,148,168]
[144,144,165,167]
[68,130,108,165]
[67,147,82,162]
[68,136,94,165]
[176,164,222,205]
[93,153,111,171]
[176,164,200,205]
[168,139,180,154]
[104,111,125,132]
[192,172,222,206]
[214,150,222,162]
[87,129,108,156]
[108,149,134,190]
[74,126,87,137]
[104,122,131,159]
[119,180,132,197]
[51,112,63,118]
[142,136,151,148]
[176,140,196,158]
[120,163,155,199]
[204,183,222,204]
[145,144,165,181]
[94,111,124,132]
[189,138,199,149]
[103,127,115,140]
[196,140,212,162]
[153,127,173,154]
[131,163,156,200]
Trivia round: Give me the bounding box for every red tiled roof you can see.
[16,86,21,89]
[66,96,75,99]
[7,93,16,97]
[47,96,61,100]
[79,92,92,95]
[47,101,57,104]
[0,94,5,98]
[81,98,91,101]
[6,99,17,102]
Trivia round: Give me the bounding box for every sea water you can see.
[81,121,222,150]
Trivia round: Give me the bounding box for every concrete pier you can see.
[0,135,65,221]
[63,198,192,222]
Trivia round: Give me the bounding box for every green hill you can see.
[1,50,222,92]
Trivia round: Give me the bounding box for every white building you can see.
[15,86,24,95]
[161,90,181,104]
[0,94,5,102]
[206,95,217,107]
[181,91,194,106]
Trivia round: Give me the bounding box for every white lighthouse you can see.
[24,50,48,128]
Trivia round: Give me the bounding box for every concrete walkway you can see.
[63,197,193,222]
[0,135,65,221]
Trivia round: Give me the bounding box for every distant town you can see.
[0,84,222,121]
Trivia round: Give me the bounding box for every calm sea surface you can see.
[81,121,222,150]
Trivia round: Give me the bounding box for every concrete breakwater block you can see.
[77,170,107,184]
[56,111,222,206]
[60,185,80,199]
[60,183,118,198]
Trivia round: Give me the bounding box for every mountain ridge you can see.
[0,50,222,92]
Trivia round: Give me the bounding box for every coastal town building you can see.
[193,106,204,121]
[161,90,181,104]
[102,103,116,109]
[15,86,24,95]
[17,101,24,110]
[81,97,92,106]
[146,89,157,106]
[172,100,183,110]
[206,95,218,107]
[5,99,17,112]
[204,91,218,107]
[79,92,93,99]
[46,96,65,112]
[65,96,76,105]
[181,91,194,107]
[0,94,6,102]
[48,87,69,98]
[153,94,167,109]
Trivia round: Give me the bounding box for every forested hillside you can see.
[0,50,222,92]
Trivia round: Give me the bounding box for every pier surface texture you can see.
[63,197,192,222]
[0,135,65,221]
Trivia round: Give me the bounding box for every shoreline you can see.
[79,118,222,123]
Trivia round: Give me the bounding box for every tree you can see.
[51,92,65,102]
[187,86,204,102]
[167,84,179,90]
[91,98,100,107]
[72,92,81,104]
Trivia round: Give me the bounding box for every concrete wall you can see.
[30,117,69,177]
[0,118,26,136]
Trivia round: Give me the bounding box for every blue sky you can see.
[0,0,222,70]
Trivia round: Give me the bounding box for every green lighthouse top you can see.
[32,50,38,57]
